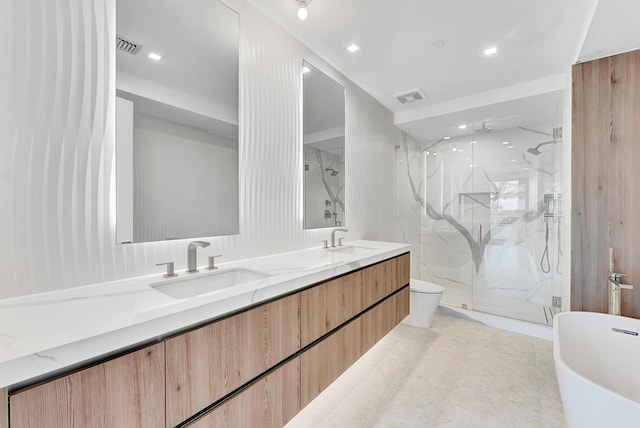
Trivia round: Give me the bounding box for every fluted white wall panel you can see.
[0,0,399,298]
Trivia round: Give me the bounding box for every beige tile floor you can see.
[286,308,566,428]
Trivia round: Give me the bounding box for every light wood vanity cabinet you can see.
[6,253,409,428]
[9,343,165,428]
[186,358,300,428]
[165,293,300,427]
[300,270,363,346]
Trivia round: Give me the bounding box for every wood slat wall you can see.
[572,49,640,317]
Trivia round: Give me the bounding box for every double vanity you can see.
[0,240,410,427]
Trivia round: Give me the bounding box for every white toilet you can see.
[402,279,443,328]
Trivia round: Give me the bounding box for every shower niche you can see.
[302,61,346,229]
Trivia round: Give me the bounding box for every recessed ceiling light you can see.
[508,145,514,149]
[443,136,450,140]
[458,124,467,129]
[147,52,162,61]
[502,141,509,145]
[346,43,361,53]
[426,151,430,155]
[458,149,464,153]
[511,159,516,162]
[452,147,457,152]
[471,140,477,144]
[433,152,438,156]
[484,46,497,56]
[302,66,311,74]
[469,164,474,168]
[524,167,528,170]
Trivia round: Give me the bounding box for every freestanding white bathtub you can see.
[553,311,640,427]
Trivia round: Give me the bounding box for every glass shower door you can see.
[470,116,563,324]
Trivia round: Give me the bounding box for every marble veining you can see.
[395,124,564,324]
[0,240,408,389]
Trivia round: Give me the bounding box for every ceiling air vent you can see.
[116,34,143,55]
[394,88,427,105]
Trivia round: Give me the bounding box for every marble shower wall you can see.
[395,124,564,322]
[304,146,344,229]
[0,0,398,298]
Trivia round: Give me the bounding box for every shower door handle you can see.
[478,225,482,243]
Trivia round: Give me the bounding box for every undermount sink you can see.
[150,268,270,299]
[326,245,379,255]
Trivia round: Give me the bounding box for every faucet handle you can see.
[338,237,344,246]
[207,255,223,270]
[321,240,328,249]
[156,262,177,278]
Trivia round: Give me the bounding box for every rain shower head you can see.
[325,168,340,176]
[526,140,560,156]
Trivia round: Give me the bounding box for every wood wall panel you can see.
[165,294,300,427]
[187,358,300,428]
[362,259,397,308]
[0,388,7,428]
[572,49,640,317]
[301,271,363,346]
[610,51,640,316]
[10,344,165,428]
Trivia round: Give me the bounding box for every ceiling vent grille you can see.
[394,88,427,104]
[116,35,143,55]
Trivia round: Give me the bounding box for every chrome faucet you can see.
[330,228,348,248]
[187,241,210,273]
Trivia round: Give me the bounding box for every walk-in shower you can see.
[395,108,565,325]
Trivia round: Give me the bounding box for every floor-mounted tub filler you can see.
[553,311,640,427]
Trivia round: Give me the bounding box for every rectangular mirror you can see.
[115,0,239,243]
[303,61,346,229]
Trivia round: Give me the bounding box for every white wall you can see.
[132,113,239,242]
[0,0,398,298]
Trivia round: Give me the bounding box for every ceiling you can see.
[244,0,603,140]
[116,0,239,129]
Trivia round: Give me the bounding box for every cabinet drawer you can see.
[0,387,6,428]
[301,271,363,346]
[300,317,362,408]
[362,258,397,308]
[165,294,300,427]
[186,358,300,428]
[396,286,410,323]
[361,295,398,354]
[395,253,410,290]
[10,343,165,428]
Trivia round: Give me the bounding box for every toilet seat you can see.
[410,279,443,294]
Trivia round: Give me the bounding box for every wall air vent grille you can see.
[116,35,142,55]
[393,88,427,105]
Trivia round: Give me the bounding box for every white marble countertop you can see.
[0,240,410,389]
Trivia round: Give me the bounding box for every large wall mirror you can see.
[303,61,346,229]
[116,0,239,243]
